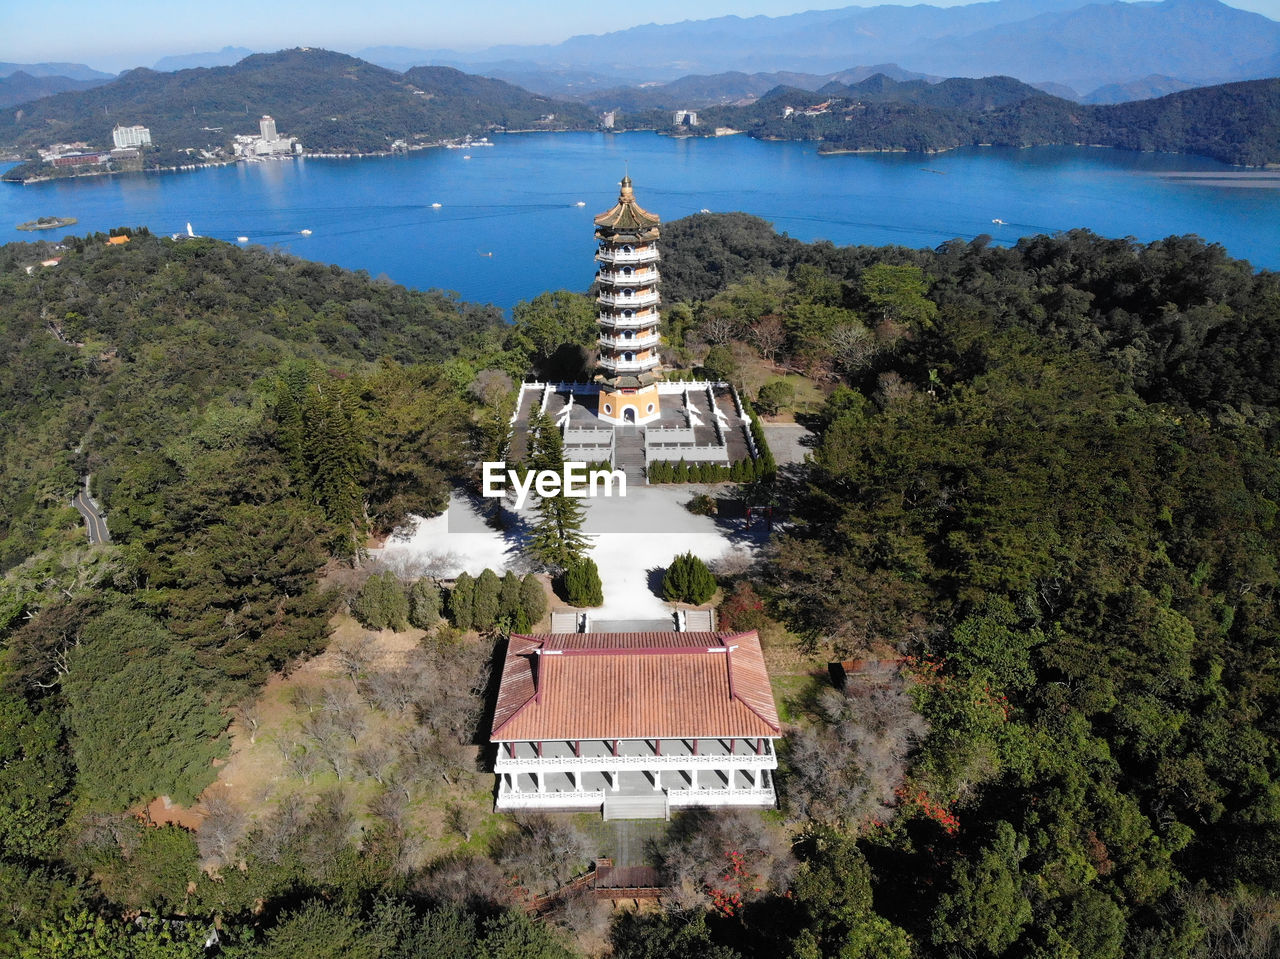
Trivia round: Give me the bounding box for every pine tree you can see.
[526,410,591,569]
[472,568,501,631]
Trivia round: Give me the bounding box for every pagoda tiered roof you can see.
[594,176,661,233]
[491,631,781,742]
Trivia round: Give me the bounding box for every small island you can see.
[17,216,78,231]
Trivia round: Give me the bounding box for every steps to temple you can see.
[613,425,647,483]
[604,793,670,821]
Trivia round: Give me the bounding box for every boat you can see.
[237,236,248,243]
[991,218,1006,225]
[700,208,711,214]
[186,222,196,237]
[463,155,471,160]
[575,201,586,207]
[300,229,312,236]
[431,202,442,208]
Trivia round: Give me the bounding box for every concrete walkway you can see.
[375,484,762,620]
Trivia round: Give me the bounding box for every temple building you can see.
[594,175,664,426]
[491,631,781,818]
[505,175,758,482]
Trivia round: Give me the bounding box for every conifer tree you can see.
[499,571,522,622]
[408,579,441,628]
[663,552,718,604]
[526,410,591,569]
[449,572,475,631]
[520,573,547,627]
[564,557,604,607]
[472,568,501,631]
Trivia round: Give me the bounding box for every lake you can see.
[3,132,1278,308]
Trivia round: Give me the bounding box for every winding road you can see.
[72,477,110,544]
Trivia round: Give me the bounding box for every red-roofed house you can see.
[491,631,781,817]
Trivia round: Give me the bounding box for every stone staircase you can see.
[604,793,670,821]
[613,426,646,483]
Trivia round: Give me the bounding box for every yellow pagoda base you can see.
[597,382,661,426]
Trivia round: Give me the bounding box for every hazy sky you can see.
[5,0,1280,72]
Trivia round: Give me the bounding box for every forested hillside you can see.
[0,48,595,160]
[633,75,1280,166]
[2,220,1279,956]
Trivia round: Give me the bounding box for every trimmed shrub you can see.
[663,552,717,605]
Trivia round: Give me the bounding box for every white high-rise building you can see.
[259,116,278,141]
[112,125,151,149]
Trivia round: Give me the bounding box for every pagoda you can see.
[593,176,663,426]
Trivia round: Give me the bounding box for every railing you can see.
[668,787,776,806]
[597,268,660,284]
[596,247,659,264]
[598,290,660,308]
[497,788,607,809]
[495,752,777,771]
[598,312,659,329]
[599,357,659,374]
[599,333,659,350]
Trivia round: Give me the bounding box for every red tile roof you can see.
[491,631,781,742]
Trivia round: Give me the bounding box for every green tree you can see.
[860,263,938,328]
[0,693,71,860]
[408,579,441,628]
[755,379,795,416]
[526,412,591,569]
[563,557,604,608]
[472,568,502,632]
[519,574,547,628]
[663,552,717,604]
[448,572,475,631]
[352,571,409,631]
[932,821,1032,956]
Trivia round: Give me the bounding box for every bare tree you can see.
[276,734,318,781]
[333,634,376,687]
[783,666,928,828]
[354,739,397,785]
[494,814,594,894]
[197,797,247,866]
[830,322,877,376]
[236,699,262,745]
[445,802,478,842]
[749,315,787,363]
[289,684,324,715]
[656,807,795,911]
[699,313,744,346]
[416,854,514,912]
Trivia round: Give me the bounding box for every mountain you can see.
[0,61,115,82]
[0,48,596,165]
[669,74,1280,166]
[912,0,1280,92]
[1083,74,1196,104]
[380,0,1280,102]
[153,46,254,71]
[581,64,938,111]
[0,70,107,109]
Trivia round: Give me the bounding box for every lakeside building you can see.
[673,110,699,127]
[112,125,152,149]
[491,631,781,818]
[232,116,301,157]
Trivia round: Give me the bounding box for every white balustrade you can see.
[598,289,660,308]
[596,247,659,264]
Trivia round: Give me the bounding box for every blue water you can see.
[4,132,1278,308]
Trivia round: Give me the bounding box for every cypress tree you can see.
[472,568,502,631]
[408,579,441,628]
[499,571,522,623]
[663,552,718,604]
[526,410,591,569]
[564,557,604,607]
[520,573,548,627]
[449,572,475,631]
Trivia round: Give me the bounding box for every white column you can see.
[725,769,735,791]
[753,768,761,789]
[691,768,699,790]
[652,769,662,791]
[535,771,545,793]
[611,771,620,791]
[511,773,520,793]
[575,771,584,793]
